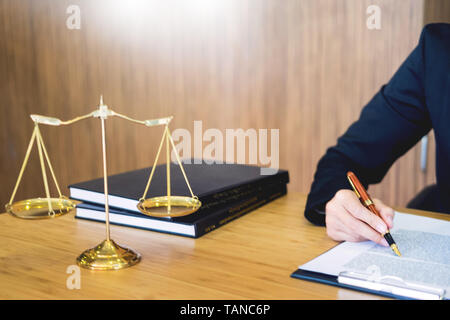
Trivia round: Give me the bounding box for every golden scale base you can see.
[5,97,201,270]
[76,239,141,271]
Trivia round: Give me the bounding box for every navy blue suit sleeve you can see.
[304,26,433,226]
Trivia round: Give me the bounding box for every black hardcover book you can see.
[69,160,289,213]
[75,183,287,238]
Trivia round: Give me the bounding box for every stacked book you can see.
[69,160,289,238]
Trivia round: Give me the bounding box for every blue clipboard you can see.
[290,269,447,300]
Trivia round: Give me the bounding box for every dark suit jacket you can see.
[305,23,450,226]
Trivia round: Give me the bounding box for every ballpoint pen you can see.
[346,171,401,256]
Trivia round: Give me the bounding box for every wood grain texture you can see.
[0,0,447,211]
[424,0,450,24]
[0,192,448,299]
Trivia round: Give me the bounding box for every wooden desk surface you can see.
[0,192,448,299]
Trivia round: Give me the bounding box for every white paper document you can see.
[299,212,450,299]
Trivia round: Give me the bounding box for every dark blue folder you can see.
[290,269,405,300]
[290,268,447,300]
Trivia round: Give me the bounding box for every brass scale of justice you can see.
[5,96,201,270]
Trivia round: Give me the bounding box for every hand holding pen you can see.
[324,173,400,255]
[346,171,401,256]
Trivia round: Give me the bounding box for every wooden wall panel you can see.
[0,0,444,211]
[424,0,450,24]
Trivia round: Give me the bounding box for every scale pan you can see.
[5,197,76,219]
[137,196,201,217]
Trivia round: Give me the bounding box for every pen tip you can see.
[391,244,401,257]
